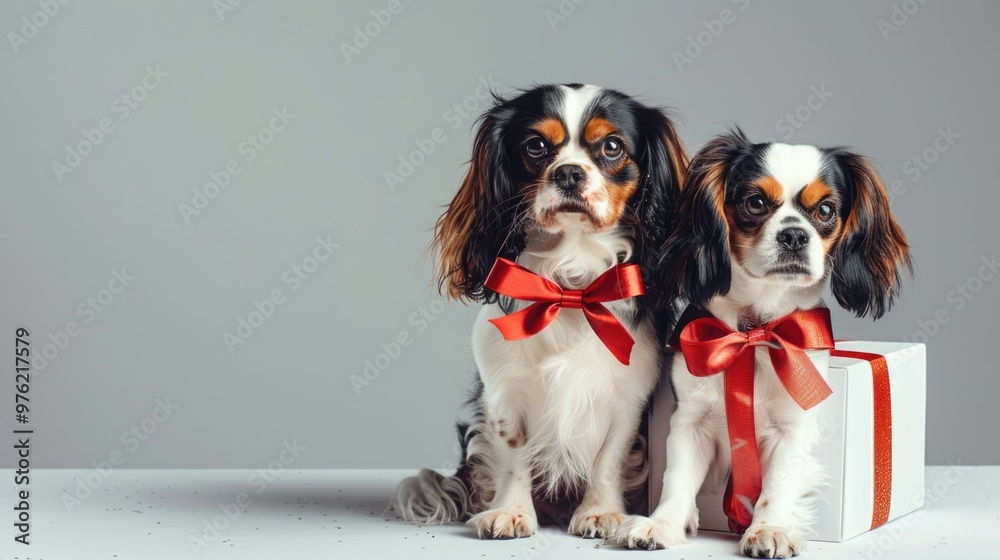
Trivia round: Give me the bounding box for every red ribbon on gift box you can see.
[677,308,835,534]
[483,258,645,365]
[830,348,893,530]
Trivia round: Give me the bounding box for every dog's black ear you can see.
[659,130,755,307]
[826,150,912,319]
[631,107,689,326]
[434,103,523,303]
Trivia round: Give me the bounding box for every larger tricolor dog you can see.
[389,84,689,539]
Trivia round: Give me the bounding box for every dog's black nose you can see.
[553,164,586,192]
[777,228,810,251]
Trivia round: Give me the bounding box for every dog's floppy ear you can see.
[434,104,523,303]
[631,107,689,321]
[827,150,912,319]
[659,130,754,306]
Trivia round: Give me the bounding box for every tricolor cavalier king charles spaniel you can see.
[612,130,911,557]
[389,84,688,539]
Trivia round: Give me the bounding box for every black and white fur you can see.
[388,84,689,539]
[612,130,911,557]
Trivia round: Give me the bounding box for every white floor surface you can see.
[2,466,996,559]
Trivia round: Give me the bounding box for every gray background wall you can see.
[1,0,997,469]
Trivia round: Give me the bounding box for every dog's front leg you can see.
[567,405,639,538]
[611,355,721,550]
[466,410,537,539]
[611,377,720,550]
[739,407,821,558]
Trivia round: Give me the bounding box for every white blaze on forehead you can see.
[555,85,601,165]
[762,143,824,203]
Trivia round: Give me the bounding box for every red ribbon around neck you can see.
[677,308,835,534]
[483,258,645,365]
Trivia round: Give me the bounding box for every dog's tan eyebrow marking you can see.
[799,179,834,208]
[583,115,618,144]
[533,117,566,146]
[755,176,784,202]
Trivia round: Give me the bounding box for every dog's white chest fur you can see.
[471,227,661,492]
[474,301,658,487]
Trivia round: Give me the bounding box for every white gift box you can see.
[647,341,927,542]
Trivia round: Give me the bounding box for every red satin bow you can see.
[677,308,835,534]
[483,258,645,365]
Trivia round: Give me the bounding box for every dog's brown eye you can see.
[602,137,624,159]
[524,137,548,159]
[744,195,768,216]
[817,201,836,222]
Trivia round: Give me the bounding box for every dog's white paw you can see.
[467,507,537,539]
[568,508,625,538]
[608,515,687,550]
[740,525,805,558]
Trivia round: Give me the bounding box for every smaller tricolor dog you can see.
[388,84,689,539]
[612,129,912,557]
